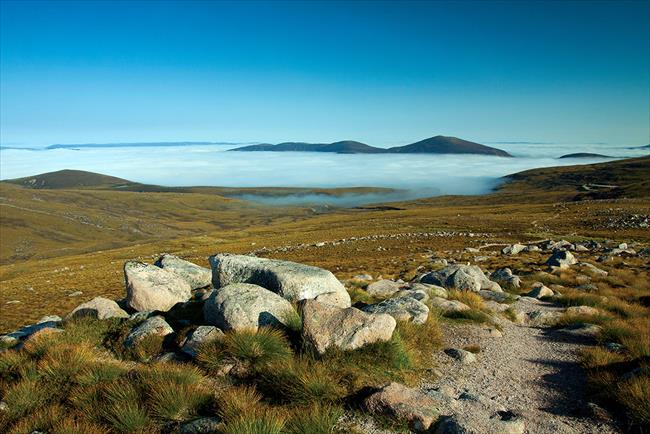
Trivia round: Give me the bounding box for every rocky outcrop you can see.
[365,279,401,297]
[124,261,192,312]
[362,296,429,324]
[300,300,396,355]
[124,315,173,348]
[209,254,350,307]
[545,251,577,268]
[68,297,129,320]
[420,265,501,292]
[364,382,440,431]
[203,283,297,331]
[155,254,211,290]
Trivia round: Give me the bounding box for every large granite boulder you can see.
[68,297,129,320]
[124,315,173,348]
[365,279,401,298]
[203,283,297,331]
[362,296,429,324]
[364,382,439,431]
[156,254,212,290]
[300,300,395,355]
[209,254,350,307]
[124,261,192,312]
[545,251,577,268]
[420,265,501,292]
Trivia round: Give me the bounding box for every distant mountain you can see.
[232,140,388,154]
[232,135,512,157]
[46,142,242,149]
[4,169,130,189]
[559,153,612,159]
[387,136,512,157]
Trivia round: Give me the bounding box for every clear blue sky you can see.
[1,0,649,147]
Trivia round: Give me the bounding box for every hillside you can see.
[232,135,512,156]
[388,135,512,157]
[4,169,131,189]
[559,153,612,159]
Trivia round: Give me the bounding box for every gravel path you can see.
[423,297,618,434]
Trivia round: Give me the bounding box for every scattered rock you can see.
[365,279,402,298]
[209,253,350,307]
[155,254,212,290]
[502,244,526,255]
[364,382,440,431]
[545,250,577,268]
[526,283,554,299]
[181,326,224,357]
[420,265,501,292]
[124,315,173,348]
[124,261,192,312]
[444,348,477,364]
[362,296,429,324]
[203,283,297,331]
[429,297,470,313]
[300,300,396,355]
[68,296,129,320]
[489,268,521,290]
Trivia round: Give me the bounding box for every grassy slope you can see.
[0,157,649,331]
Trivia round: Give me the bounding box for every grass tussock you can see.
[285,404,343,434]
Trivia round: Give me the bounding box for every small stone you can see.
[444,348,477,364]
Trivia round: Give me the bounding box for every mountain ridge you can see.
[231,135,513,157]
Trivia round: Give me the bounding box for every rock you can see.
[483,300,510,313]
[545,250,577,268]
[502,244,526,255]
[444,348,476,364]
[203,283,297,331]
[124,315,173,348]
[574,244,589,252]
[209,254,350,307]
[524,245,541,252]
[429,297,470,313]
[365,279,402,298]
[434,412,525,434]
[181,326,224,357]
[129,311,157,322]
[576,283,598,292]
[566,305,600,316]
[393,289,429,302]
[560,323,602,338]
[478,290,516,303]
[526,310,562,327]
[487,328,503,338]
[68,291,83,297]
[364,382,439,431]
[155,254,212,290]
[489,268,521,290]
[353,273,373,281]
[68,297,129,320]
[362,296,429,324]
[37,315,62,324]
[526,282,554,299]
[576,262,608,276]
[124,261,192,312]
[179,417,222,434]
[300,300,396,355]
[605,342,625,352]
[421,265,502,292]
[1,318,62,345]
[408,282,448,299]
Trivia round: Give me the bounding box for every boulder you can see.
[362,296,429,324]
[502,244,526,255]
[124,261,192,312]
[300,300,396,355]
[181,326,224,357]
[478,290,517,303]
[429,297,470,313]
[420,265,501,292]
[489,268,521,290]
[364,382,439,431]
[545,251,577,268]
[156,254,212,290]
[526,310,562,327]
[203,283,297,331]
[393,289,429,302]
[527,283,554,299]
[209,254,350,307]
[124,315,173,348]
[408,282,448,299]
[445,348,477,364]
[524,245,541,252]
[353,273,373,281]
[68,297,129,320]
[566,305,600,316]
[365,279,401,297]
[576,262,608,277]
[178,417,222,434]
[560,323,602,338]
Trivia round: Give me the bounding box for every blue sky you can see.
[1,0,649,147]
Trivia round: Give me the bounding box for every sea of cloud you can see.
[0,141,647,206]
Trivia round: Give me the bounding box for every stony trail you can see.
[424,297,617,434]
